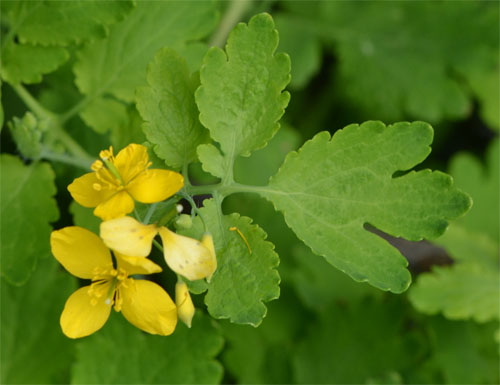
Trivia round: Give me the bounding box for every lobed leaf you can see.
[2,0,133,46]
[180,198,280,326]
[72,311,223,384]
[196,12,291,174]
[0,155,59,285]
[136,48,208,169]
[260,121,471,293]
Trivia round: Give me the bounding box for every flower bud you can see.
[175,281,195,328]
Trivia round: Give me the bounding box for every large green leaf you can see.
[136,48,208,169]
[259,121,471,293]
[72,311,223,384]
[0,155,59,285]
[73,0,217,130]
[196,12,290,177]
[181,198,280,326]
[1,257,77,384]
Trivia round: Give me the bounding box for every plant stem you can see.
[40,150,93,170]
[59,95,92,124]
[208,0,253,48]
[11,83,56,120]
[153,239,164,253]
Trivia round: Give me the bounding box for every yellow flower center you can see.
[88,266,131,311]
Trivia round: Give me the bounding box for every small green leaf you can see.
[197,144,226,179]
[260,121,471,293]
[0,155,59,285]
[137,48,208,169]
[409,263,499,323]
[1,42,68,84]
[72,311,223,384]
[196,13,291,171]
[1,257,77,384]
[181,198,280,326]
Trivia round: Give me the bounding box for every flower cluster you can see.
[51,144,216,338]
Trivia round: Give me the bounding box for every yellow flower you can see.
[100,216,217,281]
[68,144,184,220]
[50,226,177,339]
[175,281,195,328]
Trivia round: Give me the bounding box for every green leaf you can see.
[74,0,217,133]
[197,144,226,179]
[292,298,420,383]
[2,0,134,46]
[136,48,208,169]
[110,107,147,150]
[181,198,280,326]
[1,42,69,84]
[80,97,129,135]
[0,155,59,285]
[409,263,499,323]
[259,121,471,293]
[72,311,223,384]
[1,257,77,384]
[196,12,291,174]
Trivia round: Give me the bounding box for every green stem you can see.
[153,239,164,253]
[59,95,92,124]
[208,0,253,48]
[40,150,92,170]
[52,125,95,165]
[143,203,158,225]
[11,83,56,120]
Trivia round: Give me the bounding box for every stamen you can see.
[91,160,103,171]
[229,226,252,254]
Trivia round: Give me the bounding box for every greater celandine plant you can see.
[2,7,472,342]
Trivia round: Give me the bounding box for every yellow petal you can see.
[120,279,177,336]
[114,143,150,184]
[158,227,216,281]
[50,227,113,279]
[93,190,135,220]
[67,172,115,208]
[115,252,162,275]
[127,169,184,203]
[100,216,158,257]
[60,285,112,339]
[175,281,195,328]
